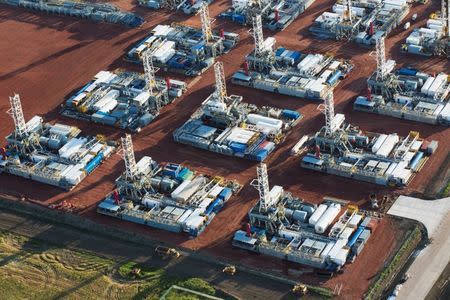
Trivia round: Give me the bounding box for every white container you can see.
[268,185,284,206]
[59,137,87,159]
[421,77,435,95]
[330,248,350,266]
[315,203,341,234]
[170,179,192,200]
[133,91,150,107]
[247,114,283,129]
[348,214,363,228]
[339,227,354,240]
[309,204,327,226]
[371,134,387,153]
[172,177,206,202]
[376,134,399,158]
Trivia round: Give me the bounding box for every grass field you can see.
[0,230,221,300]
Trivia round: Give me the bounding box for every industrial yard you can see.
[403,0,450,57]
[126,4,240,76]
[310,0,411,46]
[233,163,378,270]
[232,14,353,100]
[62,69,187,132]
[0,0,449,299]
[98,134,241,236]
[219,0,317,31]
[355,35,450,125]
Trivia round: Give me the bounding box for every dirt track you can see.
[0,0,449,298]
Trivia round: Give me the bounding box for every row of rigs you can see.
[354,36,450,125]
[219,0,317,31]
[233,163,379,271]
[126,3,240,76]
[299,90,438,187]
[173,62,302,161]
[231,14,353,101]
[402,0,450,57]
[0,94,116,190]
[310,0,411,46]
[0,0,144,27]
[97,134,241,236]
[62,3,237,132]
[138,0,214,14]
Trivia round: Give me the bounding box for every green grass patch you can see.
[306,285,334,298]
[164,289,213,300]
[364,225,422,300]
[118,261,164,280]
[0,231,221,299]
[178,278,216,296]
[441,181,450,197]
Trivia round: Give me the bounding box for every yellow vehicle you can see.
[222,265,236,275]
[292,284,308,295]
[155,246,180,260]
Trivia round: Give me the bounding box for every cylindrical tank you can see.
[308,204,327,226]
[301,204,315,216]
[247,114,283,129]
[315,203,341,233]
[141,198,160,209]
[292,210,308,222]
[150,177,162,190]
[160,177,176,192]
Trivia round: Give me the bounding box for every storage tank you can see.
[308,204,327,226]
[247,114,283,129]
[315,203,341,233]
[141,198,160,209]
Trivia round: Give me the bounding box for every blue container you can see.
[275,47,285,56]
[290,51,301,61]
[398,68,417,76]
[230,142,247,153]
[176,167,190,181]
[409,151,423,171]
[281,109,300,120]
[348,226,365,248]
[263,141,275,153]
[218,188,233,201]
[84,152,104,174]
[255,149,268,161]
[163,163,181,178]
[205,197,223,215]
[232,14,246,24]
[326,70,342,85]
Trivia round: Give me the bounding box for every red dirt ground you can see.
[0,0,448,298]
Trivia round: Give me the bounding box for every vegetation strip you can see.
[364,225,422,300]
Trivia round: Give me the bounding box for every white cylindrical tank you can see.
[308,204,327,226]
[247,114,283,129]
[315,203,341,233]
[171,176,206,202]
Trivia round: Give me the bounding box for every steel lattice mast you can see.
[251,163,270,212]
[322,93,336,137]
[443,0,450,37]
[343,0,352,23]
[143,49,157,96]
[214,61,227,102]
[199,2,213,43]
[375,35,387,81]
[252,14,265,58]
[8,94,27,138]
[121,134,138,180]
